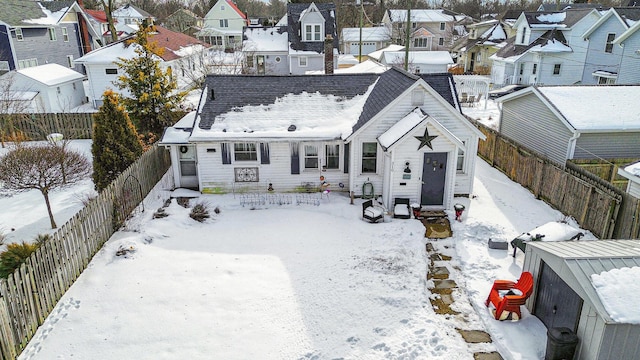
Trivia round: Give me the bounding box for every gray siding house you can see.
[581,8,640,85]
[497,85,640,166]
[0,0,97,75]
[523,240,640,360]
[613,15,640,84]
[160,69,485,211]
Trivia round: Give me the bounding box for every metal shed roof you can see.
[528,240,640,323]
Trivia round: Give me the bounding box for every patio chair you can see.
[362,200,384,223]
[393,198,411,219]
[485,271,534,320]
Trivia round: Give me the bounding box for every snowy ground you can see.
[2,101,598,359]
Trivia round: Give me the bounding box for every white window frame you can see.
[299,56,308,67]
[414,37,428,48]
[324,144,340,170]
[361,142,378,174]
[456,141,466,173]
[220,19,228,28]
[67,55,74,68]
[438,37,444,46]
[62,27,69,42]
[15,28,23,41]
[105,68,118,75]
[553,63,561,75]
[605,33,615,53]
[18,58,38,69]
[303,23,322,42]
[48,27,56,41]
[411,89,424,106]
[0,61,9,75]
[234,143,257,162]
[304,144,319,169]
[440,22,445,31]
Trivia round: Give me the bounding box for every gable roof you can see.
[493,28,569,60]
[341,26,390,42]
[0,0,77,26]
[85,9,109,23]
[76,25,209,63]
[499,85,640,132]
[614,12,640,43]
[16,63,85,86]
[113,4,154,19]
[287,2,338,54]
[198,74,379,136]
[386,9,459,23]
[537,2,606,12]
[382,51,454,65]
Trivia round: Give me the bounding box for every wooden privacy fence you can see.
[0,145,171,359]
[475,121,640,240]
[0,113,94,141]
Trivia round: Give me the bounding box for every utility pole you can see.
[404,1,411,71]
[358,0,363,63]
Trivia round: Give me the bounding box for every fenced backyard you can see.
[0,145,171,360]
[0,113,94,142]
[475,121,640,240]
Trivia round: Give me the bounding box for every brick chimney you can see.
[76,0,93,55]
[324,34,334,75]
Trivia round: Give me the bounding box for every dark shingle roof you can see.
[41,1,74,13]
[524,9,595,27]
[199,73,379,130]
[287,3,338,53]
[351,68,419,133]
[495,29,568,58]
[538,2,606,11]
[0,0,50,26]
[614,7,640,24]
[420,73,458,108]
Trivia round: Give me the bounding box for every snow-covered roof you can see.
[388,9,456,23]
[21,2,68,25]
[341,27,390,42]
[624,162,640,177]
[378,108,425,149]
[528,38,572,52]
[189,86,376,142]
[335,60,388,74]
[367,44,405,61]
[160,111,197,144]
[243,26,288,52]
[382,51,453,65]
[536,86,640,131]
[16,64,85,86]
[592,266,640,324]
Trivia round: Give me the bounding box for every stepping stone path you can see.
[426,242,503,360]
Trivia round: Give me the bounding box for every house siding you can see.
[627,181,640,199]
[289,54,325,75]
[582,17,625,84]
[598,324,640,360]
[13,24,83,72]
[196,141,350,194]
[617,32,640,84]
[499,94,574,165]
[573,132,640,159]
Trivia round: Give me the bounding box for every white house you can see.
[74,25,209,108]
[380,51,454,74]
[0,63,86,112]
[159,68,485,211]
[112,3,155,36]
[341,26,391,56]
[196,0,247,50]
[618,162,640,199]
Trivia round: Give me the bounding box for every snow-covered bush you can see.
[189,202,210,222]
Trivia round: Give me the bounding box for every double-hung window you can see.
[457,142,466,172]
[62,27,69,42]
[362,142,377,173]
[553,64,561,75]
[325,145,339,169]
[605,33,615,53]
[304,145,318,169]
[234,143,257,161]
[15,28,23,41]
[304,24,322,41]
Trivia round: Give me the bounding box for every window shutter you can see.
[260,143,270,164]
[343,143,349,173]
[221,143,231,164]
[290,142,300,174]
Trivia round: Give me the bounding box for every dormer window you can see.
[520,27,527,44]
[304,24,322,41]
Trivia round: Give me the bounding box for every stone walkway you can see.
[426,242,503,360]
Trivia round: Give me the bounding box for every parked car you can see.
[488,84,528,99]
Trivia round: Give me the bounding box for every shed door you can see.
[421,152,446,206]
[534,261,583,331]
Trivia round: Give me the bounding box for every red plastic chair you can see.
[484,271,534,320]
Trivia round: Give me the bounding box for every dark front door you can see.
[421,152,447,206]
[534,261,583,331]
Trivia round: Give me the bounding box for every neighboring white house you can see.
[0,63,86,112]
[159,68,485,211]
[112,3,156,36]
[380,51,454,74]
[74,25,209,109]
[618,162,640,199]
[196,0,247,50]
[490,9,601,86]
[341,26,391,56]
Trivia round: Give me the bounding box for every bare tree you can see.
[0,73,34,148]
[0,144,91,228]
[100,0,119,43]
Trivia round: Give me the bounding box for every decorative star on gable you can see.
[415,127,438,150]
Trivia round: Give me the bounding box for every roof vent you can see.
[288,125,296,132]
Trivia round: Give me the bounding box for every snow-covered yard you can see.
[3,148,595,359]
[1,101,611,360]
